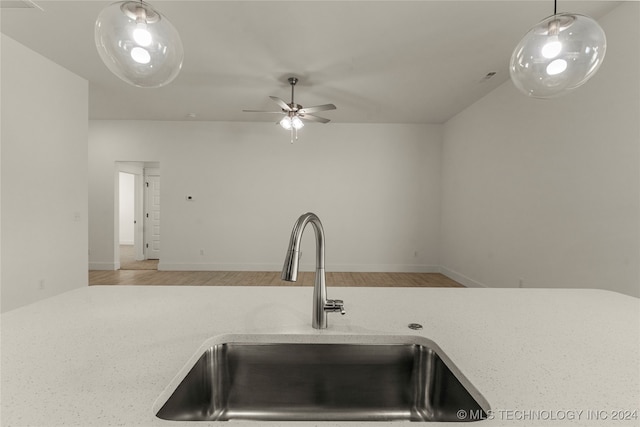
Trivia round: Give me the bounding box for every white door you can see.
[145,174,161,260]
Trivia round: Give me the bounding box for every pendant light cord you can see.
[554,0,557,15]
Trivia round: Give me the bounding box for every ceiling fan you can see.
[243,77,336,142]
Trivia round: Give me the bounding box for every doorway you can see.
[116,162,160,270]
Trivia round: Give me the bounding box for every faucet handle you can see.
[325,299,345,315]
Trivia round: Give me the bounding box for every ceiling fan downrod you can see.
[288,77,298,109]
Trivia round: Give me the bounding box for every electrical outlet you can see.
[38,279,45,290]
[199,249,205,256]
[518,278,524,288]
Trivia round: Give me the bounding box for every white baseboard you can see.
[439,266,487,288]
[89,262,120,271]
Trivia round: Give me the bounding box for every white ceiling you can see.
[1,0,622,123]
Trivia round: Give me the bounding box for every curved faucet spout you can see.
[281,213,324,282]
[281,212,344,329]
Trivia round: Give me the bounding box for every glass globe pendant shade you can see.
[95,1,184,88]
[510,13,606,98]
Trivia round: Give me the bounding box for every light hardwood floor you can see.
[96,245,464,287]
[88,270,463,287]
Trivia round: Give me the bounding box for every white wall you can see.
[1,35,88,312]
[89,121,442,272]
[441,3,640,297]
[118,173,135,245]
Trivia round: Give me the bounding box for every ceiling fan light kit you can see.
[280,116,304,130]
[509,0,606,98]
[95,0,184,88]
[243,77,337,143]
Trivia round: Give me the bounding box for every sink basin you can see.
[155,336,489,422]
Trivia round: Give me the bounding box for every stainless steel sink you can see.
[156,337,489,422]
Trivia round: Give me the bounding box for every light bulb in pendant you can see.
[133,22,152,47]
[541,38,562,59]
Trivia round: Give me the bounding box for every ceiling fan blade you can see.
[243,110,284,114]
[269,96,292,111]
[298,104,336,115]
[299,114,330,124]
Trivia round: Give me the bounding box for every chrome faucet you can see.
[281,212,345,329]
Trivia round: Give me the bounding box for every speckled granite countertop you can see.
[1,286,638,426]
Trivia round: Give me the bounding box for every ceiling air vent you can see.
[0,0,43,9]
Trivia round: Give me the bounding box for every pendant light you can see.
[510,0,606,98]
[95,0,184,88]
